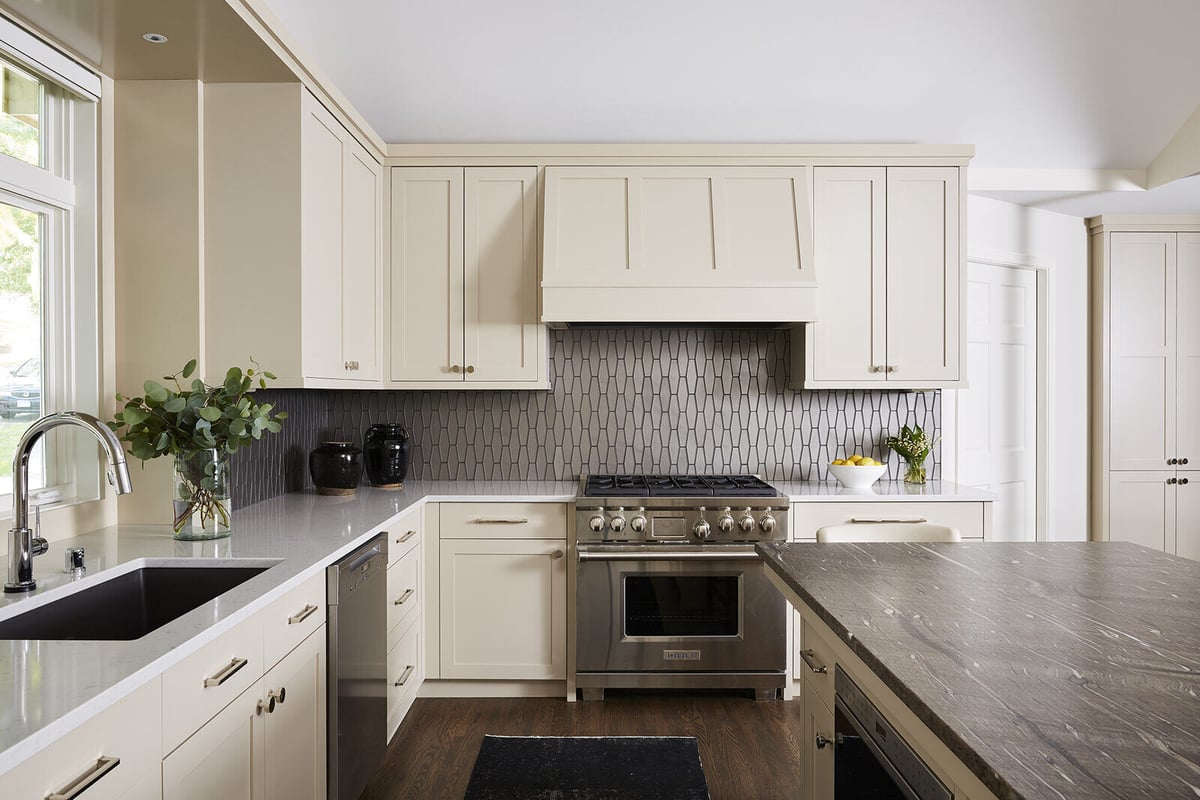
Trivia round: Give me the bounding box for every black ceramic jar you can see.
[309,441,362,496]
[363,424,411,488]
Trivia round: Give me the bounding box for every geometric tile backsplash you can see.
[232,327,940,508]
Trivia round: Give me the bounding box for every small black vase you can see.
[363,424,411,488]
[309,442,362,496]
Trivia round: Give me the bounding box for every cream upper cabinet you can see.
[389,166,546,388]
[541,166,818,323]
[799,166,962,388]
[1090,218,1200,553]
[205,84,381,388]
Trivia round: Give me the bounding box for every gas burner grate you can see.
[583,474,779,498]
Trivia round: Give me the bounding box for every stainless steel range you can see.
[575,474,788,701]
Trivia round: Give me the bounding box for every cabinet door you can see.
[1176,234,1200,466]
[389,167,465,381]
[807,167,886,382]
[463,167,543,384]
[800,677,835,800]
[439,538,566,679]
[1108,471,1174,552]
[263,626,327,800]
[1109,232,1177,471]
[300,92,348,381]
[885,167,960,382]
[342,140,382,381]
[163,680,265,800]
[1175,475,1200,561]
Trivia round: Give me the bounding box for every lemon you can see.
[832,459,846,466]
[848,454,863,464]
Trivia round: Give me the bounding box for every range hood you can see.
[541,166,818,325]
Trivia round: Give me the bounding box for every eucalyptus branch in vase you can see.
[107,358,287,538]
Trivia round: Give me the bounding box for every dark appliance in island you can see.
[575,474,789,701]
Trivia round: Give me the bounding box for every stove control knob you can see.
[693,519,712,540]
[588,515,606,533]
[759,514,777,534]
[716,508,735,533]
[630,514,647,534]
[609,513,627,533]
[738,509,756,533]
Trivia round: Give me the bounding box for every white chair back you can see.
[815,522,961,543]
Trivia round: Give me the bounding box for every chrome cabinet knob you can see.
[450,365,462,373]
[738,509,756,532]
[1184,457,1191,465]
[269,687,286,706]
[759,514,777,533]
[1168,477,1178,485]
[1182,478,1191,486]
[886,365,898,373]
[870,366,884,373]
[465,365,475,374]
[1169,457,1179,465]
[588,515,606,533]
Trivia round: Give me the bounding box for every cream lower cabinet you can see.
[433,503,568,680]
[439,538,567,679]
[1108,470,1200,559]
[800,676,835,800]
[799,166,962,389]
[163,624,327,800]
[0,678,161,800]
[386,510,425,740]
[389,166,546,388]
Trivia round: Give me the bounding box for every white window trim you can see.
[0,14,99,102]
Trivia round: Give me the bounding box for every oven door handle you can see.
[577,548,762,562]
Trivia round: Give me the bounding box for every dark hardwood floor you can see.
[361,691,806,799]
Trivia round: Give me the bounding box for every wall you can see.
[232,328,941,507]
[956,196,1089,541]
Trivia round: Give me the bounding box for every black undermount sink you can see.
[0,565,271,641]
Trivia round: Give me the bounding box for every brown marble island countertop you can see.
[757,541,1200,800]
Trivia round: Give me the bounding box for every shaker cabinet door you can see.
[341,141,382,382]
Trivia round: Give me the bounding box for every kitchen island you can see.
[758,540,1200,800]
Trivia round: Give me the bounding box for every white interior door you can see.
[957,262,1038,541]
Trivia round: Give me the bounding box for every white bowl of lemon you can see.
[828,455,887,489]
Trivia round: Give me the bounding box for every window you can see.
[0,21,100,507]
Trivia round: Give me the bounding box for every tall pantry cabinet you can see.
[1090,217,1200,559]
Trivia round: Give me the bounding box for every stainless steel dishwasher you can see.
[327,533,388,800]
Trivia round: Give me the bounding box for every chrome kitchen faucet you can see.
[5,412,133,593]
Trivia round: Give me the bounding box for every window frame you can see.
[0,23,100,518]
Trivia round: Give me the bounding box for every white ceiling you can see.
[263,0,1200,213]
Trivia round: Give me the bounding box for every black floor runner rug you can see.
[464,735,711,799]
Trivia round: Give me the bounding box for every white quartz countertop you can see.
[0,480,575,770]
[0,476,989,770]
[780,479,996,502]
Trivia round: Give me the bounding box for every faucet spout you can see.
[6,411,134,593]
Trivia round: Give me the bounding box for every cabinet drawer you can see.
[798,616,837,712]
[387,545,422,648]
[792,501,985,540]
[387,616,422,740]
[262,570,326,669]
[440,502,567,539]
[387,505,423,564]
[0,678,161,800]
[162,613,264,754]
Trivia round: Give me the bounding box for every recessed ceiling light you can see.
[142,33,168,44]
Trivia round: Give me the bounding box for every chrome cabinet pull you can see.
[46,756,121,800]
[473,517,529,525]
[395,529,418,544]
[203,656,249,688]
[393,588,415,606]
[849,517,928,524]
[288,604,318,625]
[394,664,415,687]
[799,648,828,674]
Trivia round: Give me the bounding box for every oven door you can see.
[576,545,786,673]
